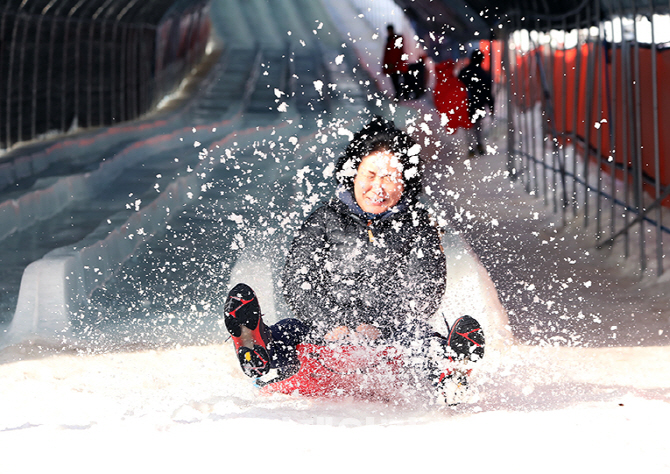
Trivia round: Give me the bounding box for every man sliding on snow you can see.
[223,117,485,403]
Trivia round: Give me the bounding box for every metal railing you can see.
[0,0,210,151]
[502,0,670,276]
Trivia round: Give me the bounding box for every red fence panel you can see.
[538,41,670,206]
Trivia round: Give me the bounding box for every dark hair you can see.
[334,116,422,201]
[470,49,485,65]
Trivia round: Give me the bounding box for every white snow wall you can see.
[5,118,292,345]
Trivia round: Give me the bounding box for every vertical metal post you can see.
[87,20,95,128]
[490,33,496,122]
[185,10,194,71]
[138,28,146,114]
[531,28,538,199]
[99,20,107,126]
[74,18,83,129]
[523,29,532,192]
[649,2,663,275]
[609,13,618,239]
[138,28,145,114]
[582,2,595,228]
[517,32,523,186]
[45,17,56,133]
[632,6,646,274]
[145,27,153,112]
[132,26,139,119]
[17,13,30,143]
[539,26,549,207]
[548,24,559,213]
[154,22,163,105]
[511,27,521,183]
[0,7,9,147]
[621,7,632,259]
[143,27,153,112]
[504,26,517,181]
[134,27,140,118]
[571,12,582,216]
[128,26,139,118]
[5,10,22,148]
[560,18,569,224]
[126,26,134,120]
[526,30,533,192]
[31,16,45,139]
[111,22,118,123]
[61,18,70,132]
[529,29,539,198]
[128,26,135,120]
[118,23,127,122]
[93,0,114,126]
[133,26,140,118]
[594,0,604,240]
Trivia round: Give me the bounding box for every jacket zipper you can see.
[367,220,374,243]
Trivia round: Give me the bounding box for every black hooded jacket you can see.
[282,189,446,343]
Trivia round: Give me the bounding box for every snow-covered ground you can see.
[1,0,669,471]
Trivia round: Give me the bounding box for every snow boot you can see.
[435,368,479,406]
[428,315,484,405]
[224,283,272,378]
[446,315,485,362]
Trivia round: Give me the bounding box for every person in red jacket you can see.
[433,60,471,134]
[382,24,407,100]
